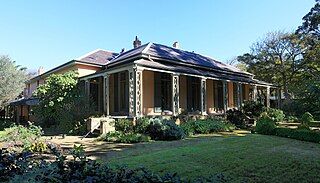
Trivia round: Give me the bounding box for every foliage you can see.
[2,145,227,183]
[28,141,48,153]
[275,128,320,143]
[226,109,247,128]
[0,55,28,108]
[237,31,305,99]
[266,108,285,122]
[114,119,133,133]
[0,122,43,150]
[242,101,265,118]
[146,118,185,140]
[98,131,151,143]
[286,116,299,122]
[0,150,32,182]
[33,71,95,134]
[255,117,276,135]
[301,112,314,125]
[134,117,150,133]
[181,120,227,135]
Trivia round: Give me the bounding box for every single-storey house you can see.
[9,37,281,123]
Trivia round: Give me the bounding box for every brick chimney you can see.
[38,66,45,75]
[173,41,180,49]
[133,36,141,48]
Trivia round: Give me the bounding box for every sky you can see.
[0,0,316,72]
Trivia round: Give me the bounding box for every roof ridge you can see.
[141,42,153,54]
[76,48,117,61]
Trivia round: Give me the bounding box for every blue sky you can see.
[0,0,316,72]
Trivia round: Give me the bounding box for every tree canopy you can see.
[0,55,28,107]
[33,71,94,134]
[237,0,320,117]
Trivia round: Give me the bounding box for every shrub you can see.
[4,145,227,182]
[275,128,320,143]
[266,108,285,122]
[114,119,133,133]
[146,119,185,140]
[1,122,44,151]
[134,117,150,133]
[243,101,266,118]
[301,112,314,125]
[28,141,48,153]
[255,117,276,135]
[180,122,195,136]
[98,131,151,143]
[286,116,298,122]
[226,109,247,128]
[181,120,227,135]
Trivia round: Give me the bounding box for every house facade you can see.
[10,37,281,123]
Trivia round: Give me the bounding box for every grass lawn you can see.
[103,134,320,182]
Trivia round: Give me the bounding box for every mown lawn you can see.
[105,134,320,182]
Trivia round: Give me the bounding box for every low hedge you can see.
[275,128,320,143]
[181,120,227,136]
[309,121,320,127]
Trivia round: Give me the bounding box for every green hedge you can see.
[275,128,320,143]
[309,122,320,127]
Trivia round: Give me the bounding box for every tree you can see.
[0,55,28,107]
[237,31,305,99]
[297,0,320,38]
[33,71,94,134]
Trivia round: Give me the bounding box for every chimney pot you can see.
[173,41,180,49]
[38,66,45,75]
[133,36,141,48]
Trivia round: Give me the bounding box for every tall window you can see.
[114,71,129,113]
[214,80,224,112]
[233,82,238,108]
[242,84,246,101]
[187,77,201,111]
[154,72,172,112]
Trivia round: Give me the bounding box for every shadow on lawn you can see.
[45,130,252,161]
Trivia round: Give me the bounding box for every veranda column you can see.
[103,74,110,116]
[172,74,180,116]
[85,79,90,96]
[135,69,143,117]
[238,83,242,109]
[222,80,228,113]
[200,78,207,115]
[128,68,143,118]
[253,85,258,101]
[128,70,135,117]
[266,86,270,108]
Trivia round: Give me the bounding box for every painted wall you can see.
[26,63,102,98]
[179,75,187,112]
[228,82,234,108]
[142,70,157,115]
[206,79,215,114]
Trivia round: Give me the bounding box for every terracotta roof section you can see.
[76,49,118,66]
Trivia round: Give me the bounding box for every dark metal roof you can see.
[6,98,39,106]
[135,59,278,87]
[109,43,252,77]
[77,49,118,66]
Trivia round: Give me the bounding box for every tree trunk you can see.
[282,73,290,99]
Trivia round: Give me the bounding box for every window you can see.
[187,77,201,111]
[154,72,172,112]
[242,84,246,101]
[233,82,238,108]
[214,80,224,112]
[114,72,129,113]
